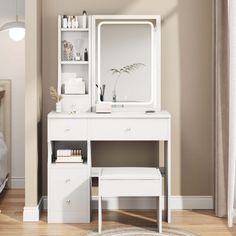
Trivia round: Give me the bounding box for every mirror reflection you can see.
[98,22,153,104]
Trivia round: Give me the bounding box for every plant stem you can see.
[113,74,121,94]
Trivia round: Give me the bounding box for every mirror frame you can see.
[97,21,154,106]
[92,15,161,111]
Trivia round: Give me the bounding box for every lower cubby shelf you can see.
[50,140,87,164]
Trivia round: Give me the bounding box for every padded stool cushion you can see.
[100,167,161,180]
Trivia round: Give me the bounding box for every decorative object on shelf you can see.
[84,48,88,61]
[61,15,82,29]
[56,149,83,163]
[75,16,80,28]
[49,86,62,113]
[96,84,106,101]
[75,52,82,61]
[82,10,87,28]
[62,15,68,28]
[67,16,72,28]
[63,40,74,61]
[96,102,112,113]
[64,78,86,95]
[71,16,75,28]
[109,63,145,102]
[0,0,25,41]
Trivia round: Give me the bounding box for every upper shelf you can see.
[61,28,89,32]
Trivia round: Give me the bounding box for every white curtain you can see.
[228,0,236,227]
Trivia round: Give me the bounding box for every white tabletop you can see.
[48,111,171,119]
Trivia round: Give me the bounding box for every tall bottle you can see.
[62,15,68,28]
[82,10,87,28]
[84,48,88,61]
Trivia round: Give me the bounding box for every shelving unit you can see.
[58,15,91,113]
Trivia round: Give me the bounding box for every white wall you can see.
[0,0,25,188]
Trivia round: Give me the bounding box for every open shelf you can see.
[50,141,88,164]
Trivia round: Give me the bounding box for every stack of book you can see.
[56,149,83,163]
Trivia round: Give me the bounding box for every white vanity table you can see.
[48,111,171,223]
[47,15,171,224]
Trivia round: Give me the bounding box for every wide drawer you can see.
[100,179,162,197]
[89,119,169,140]
[48,168,90,213]
[48,119,87,140]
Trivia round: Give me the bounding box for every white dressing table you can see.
[47,111,171,223]
[48,14,171,225]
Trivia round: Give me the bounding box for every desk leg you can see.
[98,195,102,233]
[164,140,171,223]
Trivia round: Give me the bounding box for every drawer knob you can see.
[125,128,131,132]
[66,200,71,204]
[65,179,71,183]
[64,128,71,132]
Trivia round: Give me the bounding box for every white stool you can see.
[98,167,162,233]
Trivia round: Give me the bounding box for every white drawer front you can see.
[48,119,87,140]
[48,168,90,214]
[100,179,162,197]
[48,211,90,223]
[89,119,169,140]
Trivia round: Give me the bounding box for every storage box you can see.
[64,78,86,94]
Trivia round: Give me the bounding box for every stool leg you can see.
[98,195,102,233]
[157,196,162,233]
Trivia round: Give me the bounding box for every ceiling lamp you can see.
[0,0,25,41]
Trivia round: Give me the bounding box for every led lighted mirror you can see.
[97,21,154,105]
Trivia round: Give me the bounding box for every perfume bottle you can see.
[82,10,87,28]
[62,15,68,28]
[84,48,88,61]
[75,16,79,28]
[67,16,72,28]
[72,16,76,28]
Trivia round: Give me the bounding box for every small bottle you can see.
[72,16,76,28]
[62,15,68,28]
[67,16,72,28]
[75,16,79,28]
[84,48,88,61]
[82,10,87,28]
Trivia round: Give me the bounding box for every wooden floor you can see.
[0,190,235,236]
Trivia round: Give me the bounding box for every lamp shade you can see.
[0,21,25,41]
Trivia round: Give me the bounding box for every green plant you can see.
[109,63,145,102]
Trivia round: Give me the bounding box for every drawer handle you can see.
[64,128,71,132]
[65,179,71,183]
[66,200,71,205]
[125,128,131,132]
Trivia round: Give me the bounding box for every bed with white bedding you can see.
[0,80,11,193]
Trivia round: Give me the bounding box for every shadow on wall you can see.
[178,0,213,195]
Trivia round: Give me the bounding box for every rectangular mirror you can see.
[97,21,154,105]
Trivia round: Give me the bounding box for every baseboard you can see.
[42,195,213,210]
[23,196,44,222]
[9,176,25,189]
